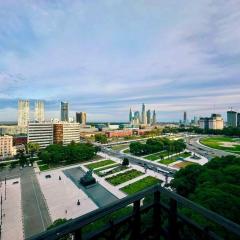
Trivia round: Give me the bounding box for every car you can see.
[12,181,19,184]
[45,175,51,179]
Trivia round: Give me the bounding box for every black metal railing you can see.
[28,184,240,240]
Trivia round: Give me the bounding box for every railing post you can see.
[131,199,141,240]
[168,198,178,240]
[153,190,161,237]
[73,228,82,240]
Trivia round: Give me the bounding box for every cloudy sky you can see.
[0,0,240,122]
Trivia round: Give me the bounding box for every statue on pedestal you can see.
[80,170,96,186]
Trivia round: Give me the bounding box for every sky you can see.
[0,0,240,122]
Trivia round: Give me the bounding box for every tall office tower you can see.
[133,111,141,124]
[152,110,157,125]
[141,103,147,124]
[76,112,87,125]
[18,99,30,127]
[61,101,69,122]
[35,100,45,122]
[147,110,151,124]
[183,111,187,124]
[227,110,237,127]
[129,108,133,123]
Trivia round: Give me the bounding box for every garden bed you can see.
[85,160,116,170]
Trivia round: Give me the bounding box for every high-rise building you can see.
[129,108,133,123]
[53,122,80,145]
[227,110,237,127]
[35,100,45,122]
[61,101,69,122]
[141,103,147,124]
[134,111,141,125]
[152,110,157,125]
[76,112,87,125]
[183,111,187,124]
[18,99,30,127]
[237,113,240,127]
[199,114,224,130]
[147,110,151,124]
[27,122,53,149]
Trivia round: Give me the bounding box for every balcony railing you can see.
[28,184,240,240]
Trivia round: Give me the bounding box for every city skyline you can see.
[0,1,240,121]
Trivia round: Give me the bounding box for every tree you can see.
[122,158,129,166]
[17,149,27,167]
[27,142,40,157]
[95,134,108,144]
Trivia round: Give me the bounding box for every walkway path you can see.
[0,178,23,240]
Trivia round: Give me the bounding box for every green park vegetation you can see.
[95,134,108,144]
[111,144,129,151]
[38,142,99,170]
[85,159,116,170]
[96,165,128,177]
[129,137,186,157]
[123,149,130,153]
[170,155,240,235]
[172,161,196,168]
[121,176,162,195]
[144,150,168,161]
[200,136,240,153]
[106,169,143,186]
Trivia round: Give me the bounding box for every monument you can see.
[80,170,96,186]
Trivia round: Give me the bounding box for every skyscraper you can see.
[227,110,237,127]
[76,112,87,125]
[134,111,141,124]
[141,103,147,124]
[152,110,156,124]
[183,111,187,124]
[35,100,45,122]
[147,109,151,124]
[18,99,30,127]
[129,108,133,123]
[61,101,69,122]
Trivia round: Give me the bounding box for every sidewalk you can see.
[0,178,23,240]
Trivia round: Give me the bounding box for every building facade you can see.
[199,114,224,130]
[141,103,147,124]
[105,129,132,138]
[54,122,80,145]
[227,110,237,127]
[18,99,30,127]
[61,102,69,122]
[147,110,151,125]
[152,110,157,125]
[27,122,53,149]
[35,100,45,122]
[76,112,87,125]
[0,135,14,158]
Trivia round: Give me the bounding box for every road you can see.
[185,135,239,160]
[21,167,52,238]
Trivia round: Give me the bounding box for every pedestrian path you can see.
[0,178,23,240]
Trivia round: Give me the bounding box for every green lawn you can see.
[120,176,162,194]
[144,151,168,161]
[123,149,130,154]
[38,164,50,171]
[105,169,144,186]
[200,137,240,153]
[85,160,116,170]
[158,152,191,165]
[111,144,129,151]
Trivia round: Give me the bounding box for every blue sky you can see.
[0,0,240,122]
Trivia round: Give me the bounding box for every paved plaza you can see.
[37,169,98,221]
[0,178,23,240]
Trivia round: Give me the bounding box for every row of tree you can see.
[163,126,240,137]
[129,138,186,156]
[39,142,99,165]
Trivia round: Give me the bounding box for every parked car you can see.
[45,175,51,179]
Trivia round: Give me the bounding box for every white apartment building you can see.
[35,100,45,122]
[28,122,53,149]
[199,114,224,130]
[18,99,30,127]
[0,135,14,158]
